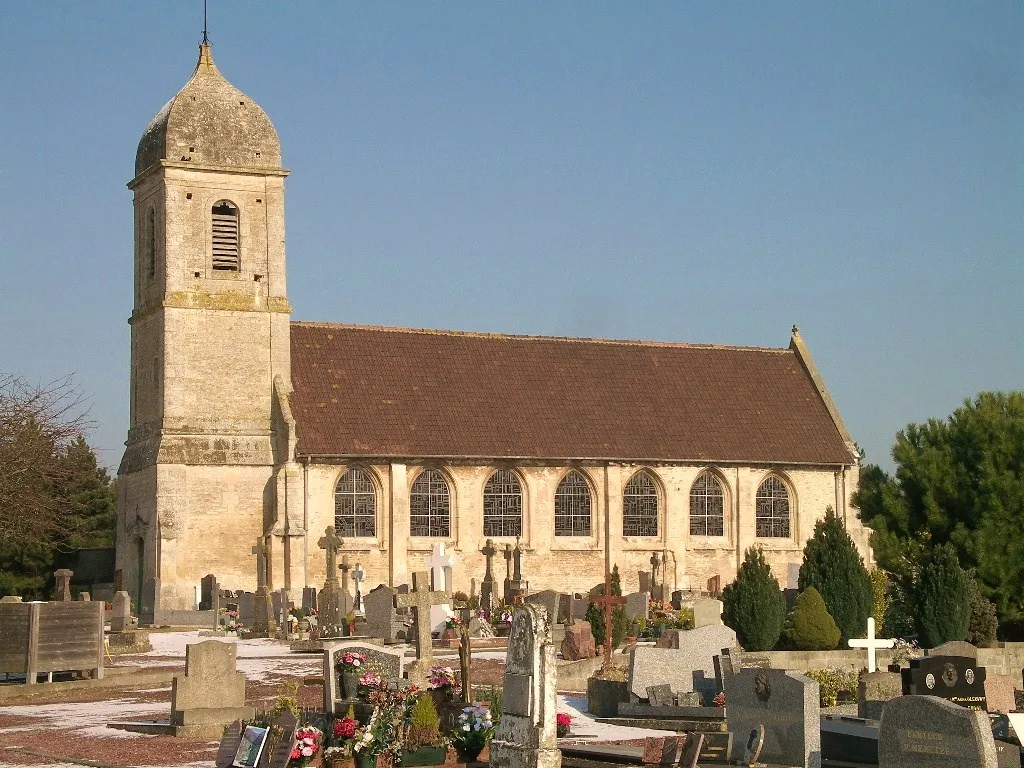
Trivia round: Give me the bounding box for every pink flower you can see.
[301,746,314,757]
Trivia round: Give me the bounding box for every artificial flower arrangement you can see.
[427,665,459,691]
[712,691,726,708]
[358,671,384,696]
[449,703,495,761]
[322,715,359,767]
[443,614,461,630]
[555,712,571,738]
[288,724,323,767]
[339,651,367,671]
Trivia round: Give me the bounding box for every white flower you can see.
[463,724,470,731]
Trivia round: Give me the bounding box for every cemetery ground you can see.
[0,631,661,768]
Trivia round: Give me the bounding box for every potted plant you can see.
[491,607,513,637]
[556,712,571,738]
[440,614,461,642]
[338,651,367,699]
[427,665,460,706]
[324,714,359,768]
[400,693,447,766]
[449,703,494,763]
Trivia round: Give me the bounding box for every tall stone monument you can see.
[54,569,73,601]
[317,526,344,631]
[480,539,498,615]
[489,603,561,768]
[250,538,276,637]
[396,571,450,686]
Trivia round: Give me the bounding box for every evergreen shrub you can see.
[722,547,786,651]
[915,543,970,648]
[787,587,841,650]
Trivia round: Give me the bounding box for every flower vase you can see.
[455,745,483,764]
[330,758,355,768]
[355,752,376,768]
[342,670,361,699]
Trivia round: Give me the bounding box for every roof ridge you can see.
[290,320,791,353]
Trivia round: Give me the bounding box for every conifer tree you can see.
[786,587,841,650]
[798,507,873,643]
[723,547,786,651]
[916,543,970,648]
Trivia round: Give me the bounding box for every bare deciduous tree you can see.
[0,375,91,548]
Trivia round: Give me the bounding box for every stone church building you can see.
[117,43,872,619]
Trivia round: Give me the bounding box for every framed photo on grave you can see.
[232,725,270,768]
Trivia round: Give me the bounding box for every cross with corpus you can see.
[848,617,895,673]
[317,526,343,584]
[593,567,626,668]
[395,570,449,670]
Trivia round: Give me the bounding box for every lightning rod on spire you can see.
[202,0,209,45]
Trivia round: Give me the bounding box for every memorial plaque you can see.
[878,695,997,768]
[647,684,675,707]
[265,711,298,768]
[902,655,987,711]
[503,673,533,717]
[215,720,243,768]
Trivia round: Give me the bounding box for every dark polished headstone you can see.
[902,655,987,711]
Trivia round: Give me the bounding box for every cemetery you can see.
[5,526,1024,768]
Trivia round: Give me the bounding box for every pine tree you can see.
[915,543,970,648]
[966,574,998,647]
[786,587,841,650]
[798,507,873,643]
[723,547,786,651]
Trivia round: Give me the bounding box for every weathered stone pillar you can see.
[389,463,409,587]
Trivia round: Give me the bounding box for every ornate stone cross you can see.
[480,538,497,614]
[848,617,895,673]
[251,539,268,590]
[512,538,523,583]
[482,538,496,581]
[352,563,365,611]
[396,571,449,683]
[317,526,343,585]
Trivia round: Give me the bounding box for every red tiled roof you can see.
[289,323,855,465]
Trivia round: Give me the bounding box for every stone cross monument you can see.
[849,617,895,673]
[317,526,344,630]
[396,570,450,687]
[480,539,498,615]
[503,543,514,603]
[251,538,275,637]
[489,602,561,768]
[54,569,73,601]
[340,554,352,617]
[352,563,365,612]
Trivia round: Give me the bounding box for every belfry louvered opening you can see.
[211,201,240,271]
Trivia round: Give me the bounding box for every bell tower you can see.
[117,42,299,618]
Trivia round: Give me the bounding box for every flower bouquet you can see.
[339,652,368,700]
[450,703,494,763]
[288,724,323,767]
[358,671,384,696]
[324,716,358,768]
[556,712,571,738]
[340,651,367,671]
[713,691,726,708]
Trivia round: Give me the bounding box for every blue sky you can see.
[1,3,1021,472]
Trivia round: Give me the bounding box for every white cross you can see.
[352,564,365,611]
[425,543,454,592]
[848,617,895,673]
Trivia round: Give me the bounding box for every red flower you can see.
[291,748,301,759]
[556,713,571,727]
[334,717,357,738]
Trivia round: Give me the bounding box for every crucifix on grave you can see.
[503,543,513,603]
[649,552,661,600]
[480,539,497,615]
[395,570,450,686]
[317,526,344,631]
[318,526,343,585]
[592,566,626,669]
[352,563,365,612]
[848,617,895,673]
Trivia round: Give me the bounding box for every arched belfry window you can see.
[410,469,451,537]
[211,201,239,271]
[623,471,659,536]
[554,470,592,537]
[690,471,725,537]
[335,469,376,537]
[756,475,791,538]
[483,469,523,538]
[146,207,156,278]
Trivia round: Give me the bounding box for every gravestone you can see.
[849,617,895,673]
[235,591,255,628]
[171,640,254,738]
[489,602,560,768]
[638,625,737,701]
[317,526,344,630]
[364,584,400,640]
[624,592,650,621]
[322,640,405,715]
[480,539,498,615]
[984,674,1016,714]
[339,555,353,617]
[678,733,704,768]
[250,538,276,638]
[560,619,596,661]
[858,671,903,719]
[468,616,495,638]
[925,641,978,659]
[724,668,820,768]
[395,571,449,686]
[352,563,365,612]
[110,590,133,633]
[878,695,997,767]
[54,569,73,601]
[641,735,679,766]
[707,575,721,597]
[0,596,22,603]
[79,592,91,601]
[526,590,562,626]
[301,586,318,613]
[646,684,675,707]
[692,598,723,628]
[425,543,455,633]
[200,574,217,611]
[638,571,652,595]
[559,593,587,623]
[509,538,528,600]
[503,543,514,603]
[670,590,683,610]
[902,655,988,711]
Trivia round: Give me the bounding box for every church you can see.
[116,42,872,621]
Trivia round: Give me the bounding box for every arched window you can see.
[335,469,376,537]
[146,207,156,278]
[623,471,659,536]
[211,201,239,271]
[756,476,791,538]
[483,469,522,538]
[554,470,592,537]
[690,471,725,537]
[410,469,451,537]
